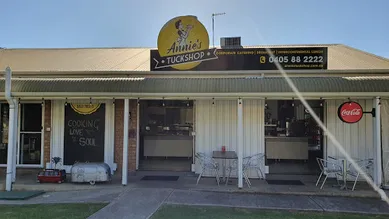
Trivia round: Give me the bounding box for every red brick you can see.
[43,100,51,166]
[114,99,138,175]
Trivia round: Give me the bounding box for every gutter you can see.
[5,92,389,99]
[1,69,389,78]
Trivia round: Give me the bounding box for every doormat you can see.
[0,191,45,200]
[266,180,304,186]
[141,176,179,181]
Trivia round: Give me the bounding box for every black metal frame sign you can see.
[63,104,105,165]
[150,47,328,71]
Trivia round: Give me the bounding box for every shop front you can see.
[2,15,389,191]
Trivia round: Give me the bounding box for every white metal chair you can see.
[244,153,266,180]
[195,152,221,186]
[225,153,266,187]
[224,156,252,187]
[316,157,343,189]
[346,158,374,191]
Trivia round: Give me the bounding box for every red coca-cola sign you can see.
[338,101,363,123]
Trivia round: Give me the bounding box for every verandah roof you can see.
[1,77,389,98]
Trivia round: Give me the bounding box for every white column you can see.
[5,101,16,191]
[12,101,19,182]
[136,102,140,170]
[374,97,382,187]
[237,98,243,188]
[122,99,129,186]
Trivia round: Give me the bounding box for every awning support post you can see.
[373,97,382,187]
[122,99,129,186]
[5,67,17,191]
[12,101,18,183]
[237,98,243,189]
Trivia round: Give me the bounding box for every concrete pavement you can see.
[86,188,389,219]
[1,187,389,219]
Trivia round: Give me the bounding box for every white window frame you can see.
[17,101,44,168]
[0,100,45,168]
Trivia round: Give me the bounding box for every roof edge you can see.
[341,44,389,63]
[0,43,342,50]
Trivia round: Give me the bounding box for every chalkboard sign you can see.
[64,103,105,165]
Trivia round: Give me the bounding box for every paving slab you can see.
[166,190,322,211]
[87,188,173,219]
[0,191,45,200]
[310,196,389,215]
[0,187,124,205]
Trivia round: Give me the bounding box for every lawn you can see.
[151,205,389,219]
[0,203,106,219]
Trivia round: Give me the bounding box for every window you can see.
[0,104,9,164]
[19,103,42,165]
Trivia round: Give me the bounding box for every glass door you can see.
[19,103,43,165]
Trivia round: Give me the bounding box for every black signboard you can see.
[63,104,105,165]
[150,47,328,71]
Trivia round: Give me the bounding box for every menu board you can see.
[63,103,105,165]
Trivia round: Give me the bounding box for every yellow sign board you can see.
[154,15,217,70]
[70,103,101,115]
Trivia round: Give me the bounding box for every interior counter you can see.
[265,136,308,160]
[143,135,193,158]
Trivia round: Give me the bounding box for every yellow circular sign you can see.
[157,15,209,70]
[70,103,101,115]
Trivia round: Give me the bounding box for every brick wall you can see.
[43,100,51,166]
[114,99,138,175]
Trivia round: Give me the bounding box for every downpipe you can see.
[5,67,16,191]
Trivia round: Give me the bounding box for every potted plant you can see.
[52,157,62,170]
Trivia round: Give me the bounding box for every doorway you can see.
[139,100,194,171]
[264,99,324,175]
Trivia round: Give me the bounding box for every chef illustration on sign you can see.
[175,19,193,47]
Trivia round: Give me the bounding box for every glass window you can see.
[0,104,9,164]
[19,133,41,164]
[20,104,42,132]
[19,103,42,165]
[141,100,193,136]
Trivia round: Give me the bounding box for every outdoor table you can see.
[331,156,364,190]
[212,151,237,183]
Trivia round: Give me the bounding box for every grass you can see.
[0,203,107,219]
[151,205,389,219]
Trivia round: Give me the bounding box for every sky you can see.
[1,0,388,58]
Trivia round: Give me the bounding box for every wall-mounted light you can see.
[265,98,268,108]
[238,98,242,105]
[41,98,44,106]
[65,98,68,106]
[137,98,140,105]
[89,97,92,106]
[162,97,165,107]
[18,98,21,106]
[187,98,190,107]
[291,98,295,107]
[319,97,323,107]
[212,98,215,105]
[113,98,115,105]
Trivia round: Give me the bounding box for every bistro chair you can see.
[225,155,252,187]
[346,158,374,191]
[244,153,266,179]
[195,152,221,186]
[316,157,343,189]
